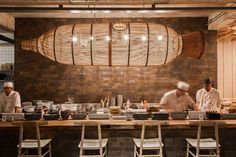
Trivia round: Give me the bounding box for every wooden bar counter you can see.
[0,119,236,157]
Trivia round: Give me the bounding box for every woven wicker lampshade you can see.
[21,23,204,67]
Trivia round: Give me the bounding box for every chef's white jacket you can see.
[0,91,21,113]
[196,88,221,112]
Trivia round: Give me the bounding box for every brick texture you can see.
[14,18,217,103]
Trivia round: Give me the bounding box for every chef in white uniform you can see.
[160,81,197,112]
[0,82,21,113]
[196,78,221,112]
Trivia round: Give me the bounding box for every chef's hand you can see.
[15,107,21,113]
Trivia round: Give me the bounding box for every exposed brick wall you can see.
[15,18,217,103]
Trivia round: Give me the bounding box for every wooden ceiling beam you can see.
[0,0,235,5]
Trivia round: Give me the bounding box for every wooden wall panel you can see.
[218,39,236,101]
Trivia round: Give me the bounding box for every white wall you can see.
[217,38,236,101]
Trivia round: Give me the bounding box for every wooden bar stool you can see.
[14,121,52,157]
[186,121,223,157]
[133,121,163,157]
[76,122,108,157]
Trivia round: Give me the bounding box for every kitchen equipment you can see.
[188,111,206,120]
[111,98,116,106]
[43,113,60,120]
[22,102,33,107]
[117,95,123,107]
[206,111,221,120]
[109,106,121,114]
[171,112,187,120]
[23,106,35,113]
[133,113,149,120]
[221,113,236,119]
[24,113,41,120]
[88,114,109,120]
[61,103,78,112]
[61,110,70,120]
[2,113,25,121]
[71,112,87,120]
[152,112,169,120]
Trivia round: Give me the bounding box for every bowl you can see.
[133,113,149,120]
[43,114,60,120]
[23,106,35,113]
[61,110,70,120]
[71,112,87,120]
[206,112,221,120]
[24,113,41,120]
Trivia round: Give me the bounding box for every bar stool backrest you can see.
[79,121,103,157]
[139,121,162,156]
[189,121,225,156]
[12,121,49,156]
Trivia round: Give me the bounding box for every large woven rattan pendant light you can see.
[21,23,204,67]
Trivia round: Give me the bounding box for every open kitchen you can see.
[0,1,236,157]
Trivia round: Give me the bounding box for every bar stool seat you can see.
[186,138,219,149]
[78,139,108,150]
[133,138,164,149]
[18,139,52,148]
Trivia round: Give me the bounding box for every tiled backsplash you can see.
[0,44,14,65]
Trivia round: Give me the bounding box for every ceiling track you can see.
[0,6,236,12]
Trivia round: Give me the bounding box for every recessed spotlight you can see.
[141,36,147,41]
[70,10,80,14]
[157,35,163,41]
[123,34,129,40]
[72,36,78,42]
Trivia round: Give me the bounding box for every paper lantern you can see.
[21,23,204,66]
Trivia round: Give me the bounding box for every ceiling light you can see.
[157,35,163,41]
[103,10,111,14]
[72,36,78,42]
[123,34,129,40]
[139,10,149,13]
[70,10,80,14]
[90,36,94,41]
[126,10,132,13]
[141,36,147,41]
[105,36,110,41]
